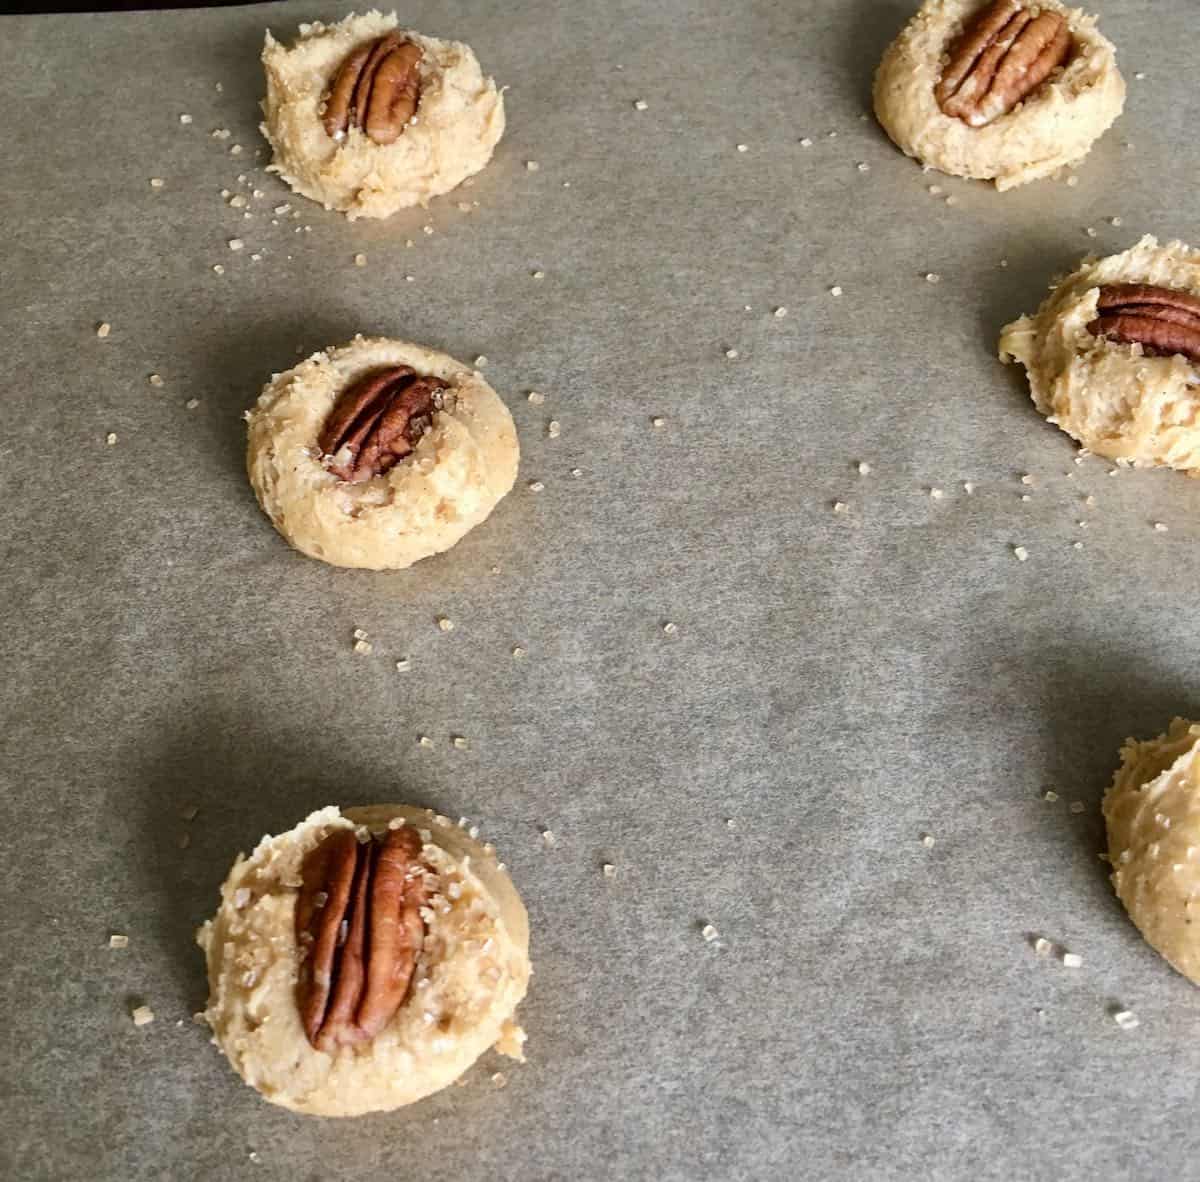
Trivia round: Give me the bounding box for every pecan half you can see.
[322,34,424,145]
[295,826,428,1053]
[317,365,447,483]
[935,0,1071,128]
[1088,284,1200,363]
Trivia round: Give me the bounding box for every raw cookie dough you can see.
[246,336,519,570]
[873,0,1124,190]
[1104,719,1200,985]
[999,237,1200,471]
[261,11,505,219]
[197,805,531,1116]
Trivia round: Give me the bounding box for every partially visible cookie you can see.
[261,12,505,219]
[1105,720,1200,986]
[1000,236,1200,472]
[246,336,519,570]
[197,805,531,1116]
[874,0,1124,190]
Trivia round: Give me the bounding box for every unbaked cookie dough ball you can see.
[197,805,532,1116]
[261,11,505,219]
[873,0,1124,190]
[1000,236,1200,472]
[246,336,519,570]
[1104,720,1200,986]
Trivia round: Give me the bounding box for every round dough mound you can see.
[246,336,519,570]
[873,0,1124,190]
[261,11,505,219]
[999,236,1200,472]
[197,805,532,1116]
[1104,719,1200,985]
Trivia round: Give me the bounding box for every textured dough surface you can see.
[873,0,1124,190]
[197,805,531,1116]
[999,236,1200,471]
[1105,720,1200,986]
[261,11,505,219]
[246,336,519,570]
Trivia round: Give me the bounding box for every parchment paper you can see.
[2,1,1199,1178]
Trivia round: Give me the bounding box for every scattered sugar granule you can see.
[105,432,118,446]
[353,627,368,641]
[353,639,372,655]
[531,270,545,280]
[452,736,468,750]
[1061,951,1083,969]
[229,194,247,209]
[131,1005,155,1027]
[830,285,843,297]
[185,398,200,410]
[634,99,648,110]
[1069,800,1085,814]
[525,160,540,171]
[181,804,199,821]
[1085,494,1096,505]
[1086,226,1097,238]
[228,238,244,251]
[250,253,262,262]
[528,480,545,492]
[422,224,434,235]
[491,1072,508,1089]
[856,161,870,173]
[405,275,415,283]
[945,195,958,206]
[474,355,488,368]
[857,461,871,476]
[1066,175,1079,188]
[602,863,617,878]
[1044,790,1059,802]
[527,390,544,404]
[512,646,526,659]
[212,265,225,277]
[457,201,472,212]
[1154,522,1168,532]
[273,203,290,215]
[701,924,719,942]
[211,128,230,139]
[827,130,837,138]
[1113,1009,1140,1030]
[800,137,813,147]
[546,418,562,437]
[1111,216,1123,227]
[1134,71,1146,80]
[963,481,974,494]
[148,374,164,388]
[418,735,433,748]
[1013,545,1029,562]
[663,621,678,635]
[437,616,454,632]
[96,322,111,338]
[1020,474,1034,486]
[773,306,788,318]
[541,830,556,847]
[736,143,748,153]
[150,177,165,189]
[1021,494,1032,503]
[651,416,665,429]
[1033,936,1053,956]
[832,500,848,513]
[395,658,410,672]
[354,253,367,267]
[929,488,944,500]
[230,144,243,156]
[725,347,739,359]
[571,467,583,477]
[925,272,940,284]
[1073,541,1084,550]
[179,114,192,125]
[109,934,129,950]
[920,833,935,848]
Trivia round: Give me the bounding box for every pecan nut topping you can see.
[323,33,424,145]
[295,826,429,1052]
[1088,284,1200,363]
[935,0,1071,128]
[317,365,447,483]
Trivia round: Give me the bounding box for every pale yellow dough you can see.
[246,336,519,570]
[999,237,1200,472]
[197,805,531,1116]
[261,11,505,219]
[1104,720,1200,986]
[873,0,1124,190]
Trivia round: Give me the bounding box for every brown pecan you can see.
[935,0,1071,128]
[295,826,428,1053]
[1088,284,1200,363]
[322,34,424,145]
[317,366,446,483]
